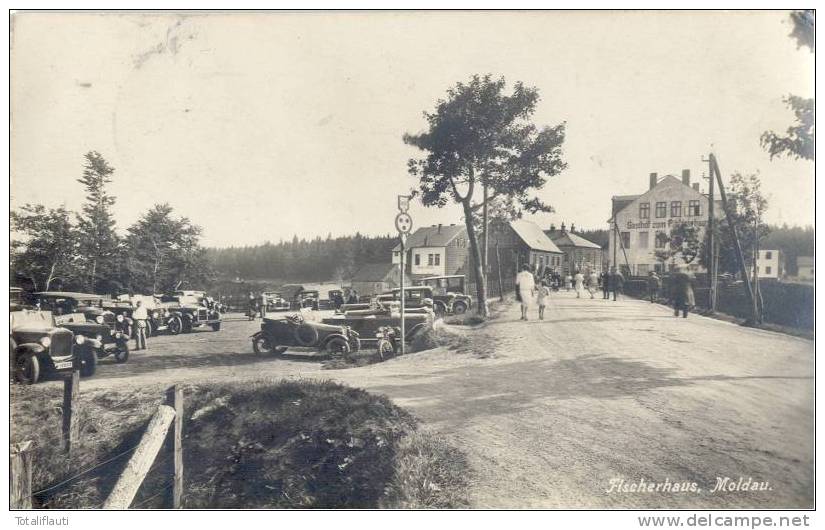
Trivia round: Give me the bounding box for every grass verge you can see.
[11,379,468,509]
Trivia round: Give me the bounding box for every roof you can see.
[393,224,466,251]
[508,219,563,253]
[797,256,815,266]
[546,230,602,249]
[352,263,398,282]
[609,175,706,220]
[35,291,106,299]
[611,194,641,219]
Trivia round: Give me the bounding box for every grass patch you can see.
[12,379,468,509]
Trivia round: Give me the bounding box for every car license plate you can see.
[54,361,73,370]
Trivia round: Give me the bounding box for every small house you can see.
[350,263,401,297]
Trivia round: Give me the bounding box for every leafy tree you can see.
[124,203,210,294]
[75,151,122,293]
[11,204,79,291]
[654,222,701,268]
[404,74,567,315]
[760,11,814,161]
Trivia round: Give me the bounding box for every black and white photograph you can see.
[7,6,816,524]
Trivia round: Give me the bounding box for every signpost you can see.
[395,197,412,355]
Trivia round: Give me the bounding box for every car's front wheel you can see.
[14,353,40,385]
[79,349,97,377]
[168,316,183,335]
[453,301,468,314]
[324,337,351,358]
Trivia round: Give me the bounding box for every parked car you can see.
[263,292,291,312]
[322,302,432,350]
[420,275,473,314]
[158,293,222,334]
[372,286,449,315]
[54,311,130,364]
[296,290,320,310]
[32,292,116,328]
[10,308,96,384]
[251,313,360,357]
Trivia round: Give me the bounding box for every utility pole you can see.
[709,153,757,325]
[703,155,717,313]
[482,180,489,290]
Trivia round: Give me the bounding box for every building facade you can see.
[350,263,401,296]
[545,223,604,275]
[392,224,469,280]
[796,256,815,281]
[483,219,564,280]
[608,170,721,276]
[755,250,785,280]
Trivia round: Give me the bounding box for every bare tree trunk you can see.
[45,261,57,291]
[463,200,488,318]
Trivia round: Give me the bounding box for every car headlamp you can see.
[98,334,105,342]
[39,336,51,348]
[75,335,86,345]
[117,314,124,322]
[115,332,123,339]
[95,315,104,324]
[152,311,159,319]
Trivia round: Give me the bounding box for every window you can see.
[427,254,434,266]
[638,231,649,249]
[655,202,667,218]
[670,201,682,217]
[765,266,772,275]
[637,264,649,275]
[688,200,701,216]
[765,251,773,260]
[414,253,421,266]
[655,231,666,249]
[620,231,630,249]
[434,254,441,266]
[639,202,650,219]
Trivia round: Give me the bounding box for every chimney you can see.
[549,223,556,232]
[649,172,658,189]
[437,223,442,234]
[682,169,691,186]
[560,222,566,233]
[570,223,576,232]
[692,182,700,192]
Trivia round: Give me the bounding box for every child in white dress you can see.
[537,280,551,320]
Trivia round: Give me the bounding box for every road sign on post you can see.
[396,196,412,355]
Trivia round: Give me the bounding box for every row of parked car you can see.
[9,288,224,384]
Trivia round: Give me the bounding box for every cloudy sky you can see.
[10,11,814,247]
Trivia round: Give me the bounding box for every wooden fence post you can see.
[10,440,34,509]
[166,385,184,509]
[103,405,176,509]
[62,370,80,454]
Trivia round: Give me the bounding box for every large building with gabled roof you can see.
[608,169,721,276]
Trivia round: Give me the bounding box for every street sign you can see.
[395,212,413,234]
[397,195,410,212]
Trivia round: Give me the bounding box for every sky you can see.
[10,11,815,247]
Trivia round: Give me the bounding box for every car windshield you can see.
[11,310,56,328]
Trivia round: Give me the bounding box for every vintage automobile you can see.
[420,275,473,314]
[54,311,130,364]
[296,290,320,310]
[33,292,116,328]
[251,313,360,357]
[11,308,97,384]
[158,293,222,334]
[323,300,432,351]
[263,292,291,312]
[328,289,345,310]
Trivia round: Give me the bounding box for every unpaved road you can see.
[29,293,814,508]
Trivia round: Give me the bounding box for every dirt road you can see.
[38,293,814,508]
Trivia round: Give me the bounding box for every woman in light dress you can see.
[515,264,536,321]
[573,270,585,298]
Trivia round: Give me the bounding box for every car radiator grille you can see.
[198,309,208,320]
[50,333,73,356]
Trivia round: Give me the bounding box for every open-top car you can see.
[11,308,96,384]
[322,300,432,352]
[158,293,222,334]
[263,292,291,312]
[251,313,360,357]
[420,275,473,314]
[33,292,116,328]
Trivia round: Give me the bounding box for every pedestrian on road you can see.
[601,271,610,299]
[574,270,584,298]
[260,292,267,318]
[132,300,148,350]
[671,266,695,318]
[516,264,536,321]
[587,270,599,299]
[610,267,624,301]
[648,272,662,303]
[537,279,550,320]
[248,291,257,319]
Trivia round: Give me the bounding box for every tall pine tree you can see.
[76,151,122,294]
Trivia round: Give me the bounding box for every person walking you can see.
[516,264,536,321]
[247,291,257,319]
[610,267,625,301]
[601,270,610,299]
[671,267,695,318]
[537,279,550,320]
[648,272,662,303]
[573,270,584,299]
[587,269,599,299]
[260,292,267,318]
[132,300,148,350]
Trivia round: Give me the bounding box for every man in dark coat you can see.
[648,272,662,303]
[601,271,610,299]
[671,268,694,318]
[610,268,624,301]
